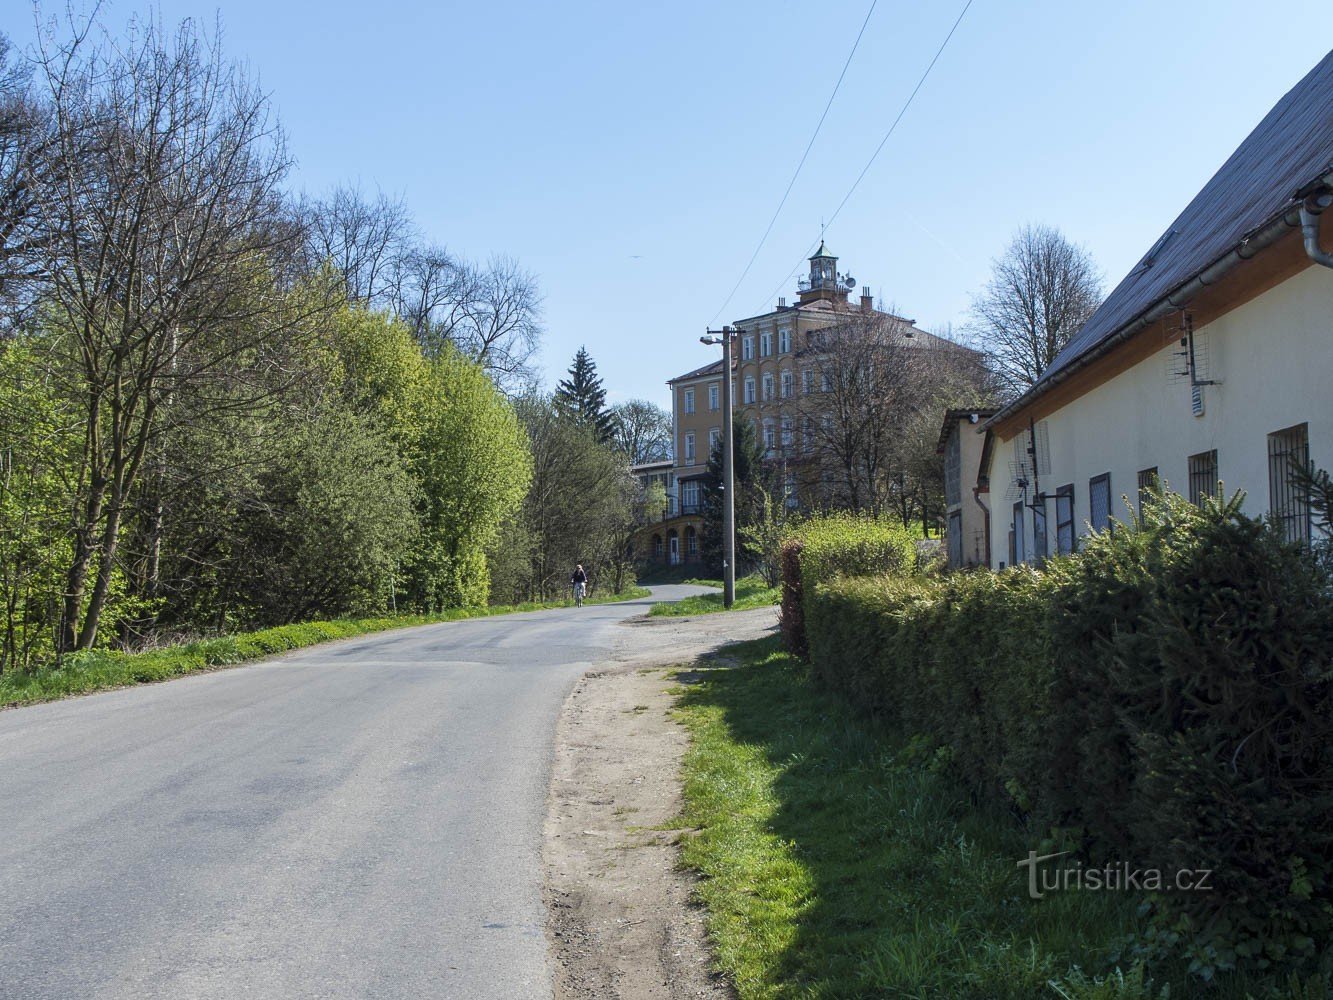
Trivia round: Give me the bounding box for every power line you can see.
[753,0,975,315]
[708,0,879,326]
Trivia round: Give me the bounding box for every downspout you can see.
[972,486,990,569]
[1299,190,1333,269]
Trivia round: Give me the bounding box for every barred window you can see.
[1137,467,1159,514]
[1089,473,1111,532]
[1268,424,1311,545]
[1055,484,1075,555]
[1188,450,1218,506]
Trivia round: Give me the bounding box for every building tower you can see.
[797,241,854,305]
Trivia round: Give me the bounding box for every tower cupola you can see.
[798,239,855,304]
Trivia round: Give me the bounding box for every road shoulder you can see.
[543,608,775,999]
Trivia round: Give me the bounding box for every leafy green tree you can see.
[228,407,419,622]
[487,394,633,602]
[555,347,615,442]
[406,349,532,609]
[700,416,769,577]
[0,340,79,670]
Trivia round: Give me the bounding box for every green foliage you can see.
[700,415,768,577]
[554,346,615,443]
[647,574,778,617]
[778,512,919,657]
[0,340,79,670]
[803,491,1333,980]
[674,638,1167,1000]
[485,393,634,604]
[406,348,532,609]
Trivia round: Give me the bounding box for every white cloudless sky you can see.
[6,1,1329,408]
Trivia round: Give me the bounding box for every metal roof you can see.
[1006,48,1333,415]
[810,240,835,259]
[666,358,725,384]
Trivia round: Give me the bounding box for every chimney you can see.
[778,296,787,308]
[860,285,873,312]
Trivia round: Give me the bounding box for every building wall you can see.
[671,370,724,509]
[944,418,990,567]
[987,263,1333,567]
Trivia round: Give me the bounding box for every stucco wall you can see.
[988,263,1333,567]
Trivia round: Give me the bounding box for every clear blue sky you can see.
[6,2,1329,409]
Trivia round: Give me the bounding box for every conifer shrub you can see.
[803,492,1333,978]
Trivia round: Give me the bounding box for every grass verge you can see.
[649,575,778,617]
[672,637,1295,999]
[0,586,651,709]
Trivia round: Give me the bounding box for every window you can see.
[1269,423,1311,544]
[1137,467,1159,514]
[709,427,721,452]
[762,373,774,401]
[1089,473,1112,532]
[1033,500,1048,563]
[742,336,754,361]
[778,328,791,353]
[686,526,698,555]
[763,422,776,453]
[781,416,793,448]
[708,383,720,411]
[820,372,830,393]
[1011,501,1027,565]
[780,370,793,398]
[683,388,695,415]
[760,332,773,356]
[802,369,813,394]
[652,535,663,558]
[802,416,814,450]
[1055,484,1075,555]
[784,472,798,509]
[684,432,695,464]
[743,377,756,404]
[1188,450,1218,506]
[682,480,700,512]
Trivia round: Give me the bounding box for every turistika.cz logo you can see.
[1017,851,1215,900]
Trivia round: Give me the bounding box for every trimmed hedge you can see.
[804,493,1333,978]
[779,514,918,657]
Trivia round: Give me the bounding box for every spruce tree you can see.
[700,416,768,576]
[555,346,616,442]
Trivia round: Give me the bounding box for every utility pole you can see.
[700,327,735,609]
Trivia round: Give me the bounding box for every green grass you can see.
[673,637,1303,999]
[0,587,651,709]
[649,574,779,617]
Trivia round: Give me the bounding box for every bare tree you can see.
[0,34,51,327]
[303,183,414,305]
[609,398,672,464]
[794,312,990,523]
[29,14,315,650]
[968,224,1102,398]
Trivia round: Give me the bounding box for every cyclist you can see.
[570,564,588,606]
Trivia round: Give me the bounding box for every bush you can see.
[804,492,1333,979]
[779,513,918,657]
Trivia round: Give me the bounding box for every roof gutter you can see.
[986,174,1333,432]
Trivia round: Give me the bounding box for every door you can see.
[669,535,680,565]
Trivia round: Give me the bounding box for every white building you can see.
[980,50,1333,568]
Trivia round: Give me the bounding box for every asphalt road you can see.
[0,585,711,1000]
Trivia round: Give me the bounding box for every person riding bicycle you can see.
[570,564,588,606]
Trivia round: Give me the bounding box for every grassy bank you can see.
[649,575,779,617]
[0,587,650,709]
[673,637,1293,999]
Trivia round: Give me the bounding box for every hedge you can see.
[802,492,1333,979]
[779,513,918,657]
